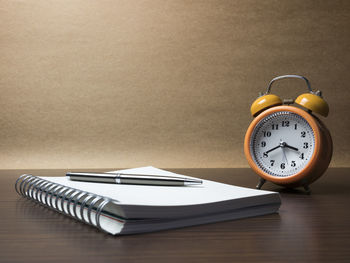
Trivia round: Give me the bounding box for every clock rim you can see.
[244,105,321,185]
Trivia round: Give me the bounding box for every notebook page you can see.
[40,166,278,206]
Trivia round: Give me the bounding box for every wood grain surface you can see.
[1,168,349,263]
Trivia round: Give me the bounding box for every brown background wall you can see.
[1,0,349,169]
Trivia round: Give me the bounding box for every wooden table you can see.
[1,168,349,263]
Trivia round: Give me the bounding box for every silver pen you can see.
[66,172,202,186]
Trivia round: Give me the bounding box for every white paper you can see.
[40,166,278,206]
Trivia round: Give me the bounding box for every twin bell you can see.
[250,75,329,118]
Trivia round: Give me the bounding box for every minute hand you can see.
[265,145,281,154]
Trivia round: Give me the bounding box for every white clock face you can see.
[250,111,315,177]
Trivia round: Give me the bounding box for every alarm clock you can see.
[244,75,332,193]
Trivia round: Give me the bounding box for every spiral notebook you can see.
[15,166,281,235]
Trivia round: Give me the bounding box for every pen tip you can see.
[184,179,203,186]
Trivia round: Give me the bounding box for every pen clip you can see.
[114,173,121,184]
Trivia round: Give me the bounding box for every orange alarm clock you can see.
[244,75,332,193]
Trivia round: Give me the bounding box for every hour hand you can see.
[285,144,299,151]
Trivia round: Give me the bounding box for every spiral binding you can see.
[15,174,112,233]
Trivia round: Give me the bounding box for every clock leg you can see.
[303,185,311,194]
[256,178,266,189]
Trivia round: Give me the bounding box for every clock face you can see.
[250,111,315,177]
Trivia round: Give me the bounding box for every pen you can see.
[66,172,203,186]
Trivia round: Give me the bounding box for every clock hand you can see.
[282,148,288,164]
[285,144,299,152]
[265,145,281,154]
